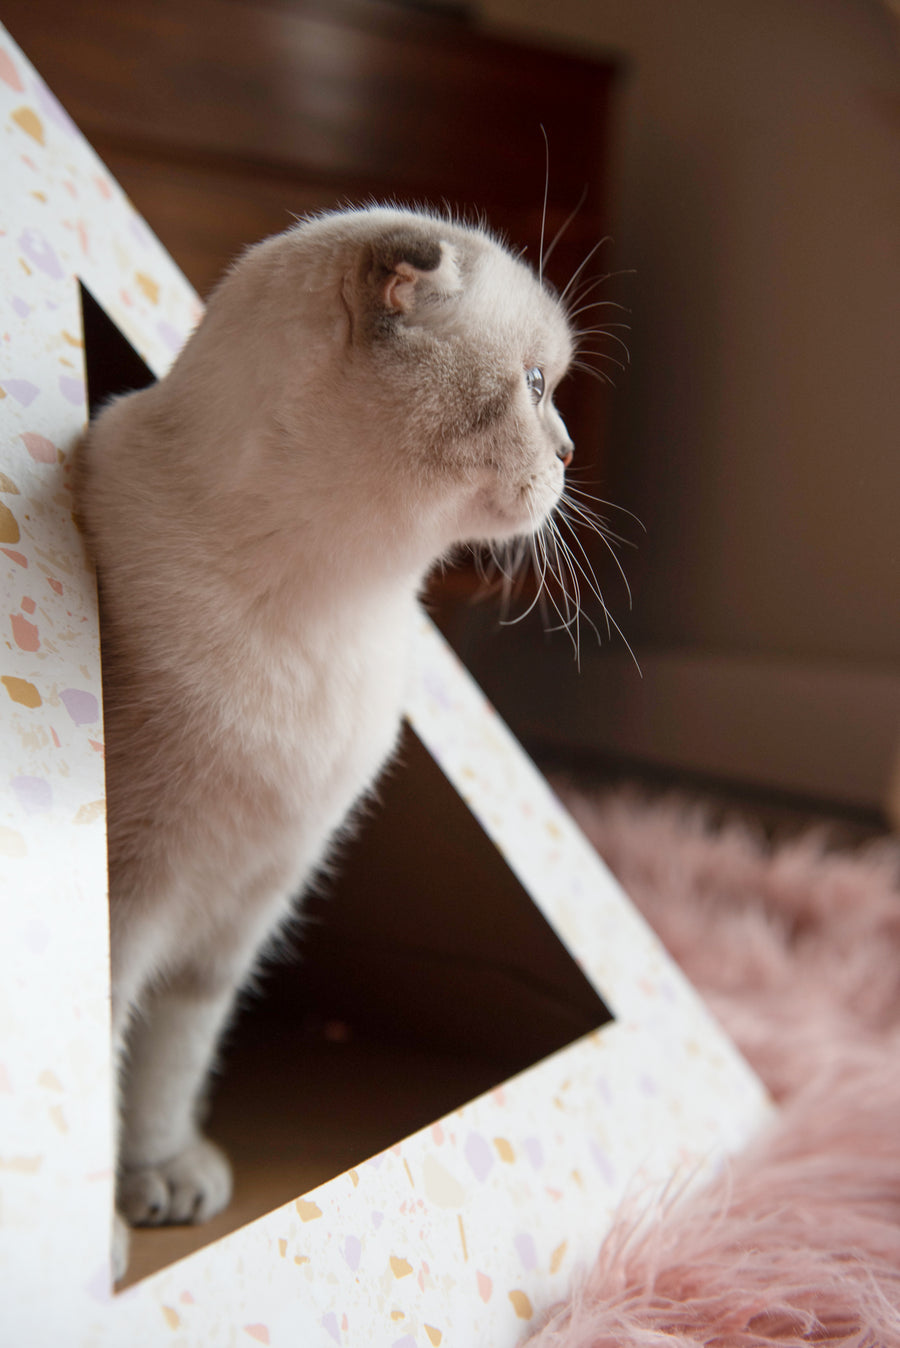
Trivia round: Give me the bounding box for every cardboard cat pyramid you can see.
[0,28,770,1347]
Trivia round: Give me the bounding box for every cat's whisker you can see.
[570,361,616,386]
[538,124,550,288]
[567,300,631,320]
[564,485,647,533]
[561,499,634,603]
[541,184,589,276]
[560,493,636,554]
[559,238,614,306]
[573,328,632,364]
[573,346,629,373]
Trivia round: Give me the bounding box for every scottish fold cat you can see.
[75,206,576,1275]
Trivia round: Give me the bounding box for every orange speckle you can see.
[20,596,35,614]
[295,1197,322,1222]
[493,1137,515,1163]
[243,1326,270,1345]
[0,502,20,544]
[1,549,26,567]
[89,740,105,755]
[431,1121,444,1145]
[477,1271,493,1303]
[389,1256,412,1279]
[294,1255,310,1266]
[425,1327,443,1345]
[50,727,60,748]
[0,473,20,494]
[11,107,45,146]
[47,577,62,595]
[135,272,160,304]
[1,676,41,708]
[349,1168,359,1187]
[550,1240,568,1274]
[390,1310,405,1321]
[161,1306,180,1329]
[509,1290,534,1320]
[179,1290,194,1304]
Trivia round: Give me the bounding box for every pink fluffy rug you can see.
[528,785,900,1347]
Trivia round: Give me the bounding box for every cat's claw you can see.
[118,1136,232,1227]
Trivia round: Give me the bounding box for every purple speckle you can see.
[639,1074,658,1098]
[34,81,79,136]
[2,379,39,407]
[23,918,50,954]
[596,1075,614,1105]
[589,1140,616,1187]
[343,1235,361,1271]
[514,1233,538,1271]
[60,688,99,726]
[157,319,185,354]
[18,228,64,280]
[423,666,452,711]
[523,1136,544,1170]
[11,297,31,319]
[11,775,52,814]
[83,1262,114,1304]
[322,1312,341,1344]
[464,1132,494,1183]
[129,216,155,249]
[371,1210,384,1229]
[59,374,85,406]
[392,1338,418,1348]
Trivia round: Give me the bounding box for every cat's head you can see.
[205,207,575,561]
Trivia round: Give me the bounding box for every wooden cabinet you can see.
[6,0,620,605]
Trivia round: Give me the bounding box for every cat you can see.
[74,205,575,1276]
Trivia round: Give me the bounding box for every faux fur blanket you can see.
[528,786,900,1348]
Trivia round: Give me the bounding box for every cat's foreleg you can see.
[117,978,238,1227]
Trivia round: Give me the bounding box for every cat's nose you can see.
[558,441,574,469]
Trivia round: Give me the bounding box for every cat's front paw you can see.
[118,1135,232,1227]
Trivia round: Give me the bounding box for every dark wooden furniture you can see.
[5,0,620,596]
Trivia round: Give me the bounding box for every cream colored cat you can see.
[75,206,575,1276]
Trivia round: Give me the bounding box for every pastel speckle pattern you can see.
[0,25,771,1347]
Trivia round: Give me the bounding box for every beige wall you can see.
[477,0,899,667]
[460,0,900,810]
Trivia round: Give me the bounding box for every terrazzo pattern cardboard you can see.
[0,28,771,1346]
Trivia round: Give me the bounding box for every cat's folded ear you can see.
[348,225,462,329]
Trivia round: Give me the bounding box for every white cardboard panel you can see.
[0,29,771,1347]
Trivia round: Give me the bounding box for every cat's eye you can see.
[525,366,545,403]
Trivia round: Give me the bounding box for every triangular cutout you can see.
[123,724,612,1285]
